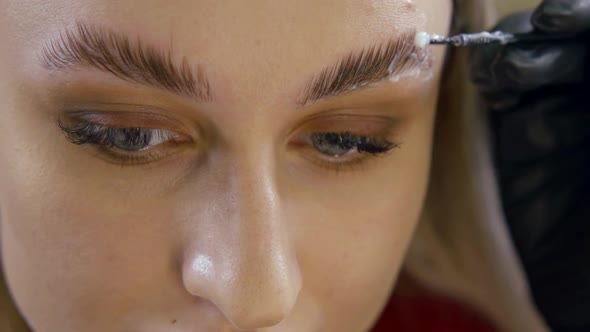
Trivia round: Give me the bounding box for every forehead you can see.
[1,0,451,106]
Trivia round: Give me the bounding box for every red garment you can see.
[371,271,500,332]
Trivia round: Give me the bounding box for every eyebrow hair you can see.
[39,23,428,107]
[298,30,431,106]
[39,22,212,102]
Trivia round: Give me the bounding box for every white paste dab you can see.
[414,31,431,49]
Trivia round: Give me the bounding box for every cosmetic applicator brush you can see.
[414,31,574,48]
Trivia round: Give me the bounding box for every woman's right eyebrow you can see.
[38,21,213,103]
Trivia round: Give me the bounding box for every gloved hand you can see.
[470,1,590,331]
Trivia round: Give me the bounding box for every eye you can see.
[312,132,353,157]
[305,131,399,171]
[103,127,177,151]
[311,132,395,157]
[58,118,193,165]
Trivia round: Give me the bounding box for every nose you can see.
[181,151,302,330]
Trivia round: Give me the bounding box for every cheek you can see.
[292,102,436,330]
[0,170,177,331]
[0,102,172,330]
[295,172,431,331]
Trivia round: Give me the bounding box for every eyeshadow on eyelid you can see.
[299,115,397,134]
[58,108,192,135]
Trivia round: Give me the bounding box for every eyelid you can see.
[64,109,179,126]
[292,113,398,139]
[59,106,198,137]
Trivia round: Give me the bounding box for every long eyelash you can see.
[58,118,179,167]
[59,119,398,170]
[312,131,399,155]
[58,118,118,147]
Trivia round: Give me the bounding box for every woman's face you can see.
[0,1,451,331]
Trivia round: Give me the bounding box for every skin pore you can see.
[0,0,451,331]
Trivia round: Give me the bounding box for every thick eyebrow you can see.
[299,30,431,106]
[39,22,212,102]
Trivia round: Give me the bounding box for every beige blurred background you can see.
[497,0,540,15]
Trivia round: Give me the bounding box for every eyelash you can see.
[58,119,400,170]
[307,132,399,172]
[58,119,189,166]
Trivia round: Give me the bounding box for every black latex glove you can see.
[470,1,590,331]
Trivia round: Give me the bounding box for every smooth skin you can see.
[0,0,451,331]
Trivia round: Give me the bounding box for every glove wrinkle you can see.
[533,0,590,33]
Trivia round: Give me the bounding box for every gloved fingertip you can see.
[532,0,579,33]
[493,11,535,34]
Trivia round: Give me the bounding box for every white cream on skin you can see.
[384,29,434,83]
[360,1,437,85]
[384,2,433,82]
[414,31,431,48]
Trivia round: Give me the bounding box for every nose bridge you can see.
[182,148,302,330]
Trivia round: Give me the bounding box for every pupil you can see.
[113,128,151,151]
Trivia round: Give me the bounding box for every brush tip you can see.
[415,31,431,48]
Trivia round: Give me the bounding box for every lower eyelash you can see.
[93,147,162,167]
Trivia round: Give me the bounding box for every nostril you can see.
[225,304,293,330]
[232,316,280,330]
[223,274,302,330]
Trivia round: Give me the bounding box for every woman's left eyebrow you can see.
[298,31,432,107]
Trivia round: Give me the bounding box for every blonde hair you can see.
[0,1,550,331]
[403,0,549,331]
